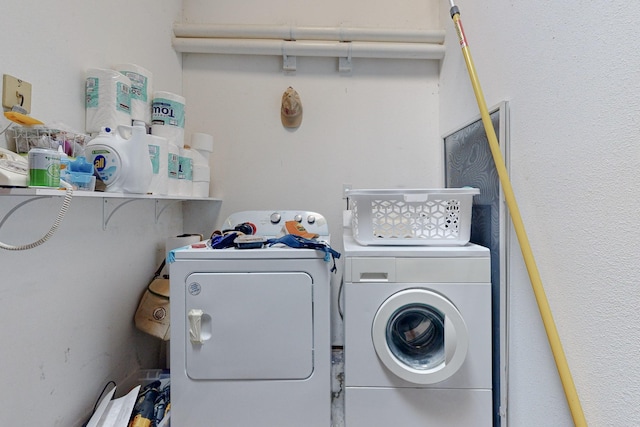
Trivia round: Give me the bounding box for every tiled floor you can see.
[331,348,345,427]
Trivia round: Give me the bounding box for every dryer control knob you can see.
[307,215,316,224]
[294,214,303,222]
[270,212,281,224]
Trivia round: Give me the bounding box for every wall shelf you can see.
[0,188,222,237]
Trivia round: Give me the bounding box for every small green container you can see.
[28,148,60,187]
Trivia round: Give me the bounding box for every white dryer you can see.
[343,230,492,427]
[170,211,334,427]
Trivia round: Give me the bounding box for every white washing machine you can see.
[170,211,334,427]
[343,229,493,426]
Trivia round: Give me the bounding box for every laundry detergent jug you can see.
[86,121,153,194]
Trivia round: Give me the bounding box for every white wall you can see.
[0,1,183,132]
[181,0,444,239]
[181,0,444,346]
[183,0,441,28]
[440,2,640,426]
[0,1,183,425]
[2,0,635,426]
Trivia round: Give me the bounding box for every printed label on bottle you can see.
[91,148,120,184]
[28,149,60,187]
[148,144,160,174]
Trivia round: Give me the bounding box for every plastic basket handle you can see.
[403,193,429,203]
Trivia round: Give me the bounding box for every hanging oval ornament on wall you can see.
[281,87,303,128]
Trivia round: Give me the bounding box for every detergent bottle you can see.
[86,120,153,193]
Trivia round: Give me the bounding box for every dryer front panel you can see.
[372,288,469,384]
[184,272,313,380]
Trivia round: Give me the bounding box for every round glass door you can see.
[372,288,469,384]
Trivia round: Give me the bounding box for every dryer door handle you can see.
[188,309,205,344]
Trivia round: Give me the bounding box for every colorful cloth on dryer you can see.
[266,234,341,272]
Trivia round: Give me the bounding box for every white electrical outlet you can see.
[2,74,32,113]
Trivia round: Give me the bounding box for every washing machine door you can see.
[372,288,469,384]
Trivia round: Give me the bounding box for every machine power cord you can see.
[337,274,344,320]
[0,180,73,251]
[82,380,116,427]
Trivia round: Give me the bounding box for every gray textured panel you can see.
[444,109,503,427]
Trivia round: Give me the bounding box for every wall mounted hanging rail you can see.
[172,24,446,72]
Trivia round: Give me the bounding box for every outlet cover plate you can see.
[2,74,32,113]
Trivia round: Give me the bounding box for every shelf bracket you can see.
[155,199,181,223]
[0,196,53,228]
[2,189,222,235]
[102,198,139,230]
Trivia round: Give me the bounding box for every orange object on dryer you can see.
[284,220,318,239]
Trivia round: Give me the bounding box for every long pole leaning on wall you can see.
[446,2,587,426]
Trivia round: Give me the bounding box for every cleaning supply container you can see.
[86,120,152,193]
[27,148,61,188]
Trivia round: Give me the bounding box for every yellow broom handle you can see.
[449,5,587,426]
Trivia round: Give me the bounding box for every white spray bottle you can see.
[86,121,153,194]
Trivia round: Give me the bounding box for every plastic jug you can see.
[86,121,153,193]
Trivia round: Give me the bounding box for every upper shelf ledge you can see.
[172,23,446,65]
[0,187,220,202]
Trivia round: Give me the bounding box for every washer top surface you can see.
[343,229,489,258]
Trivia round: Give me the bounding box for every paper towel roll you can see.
[152,123,184,149]
[152,91,185,125]
[85,68,132,134]
[192,164,210,182]
[146,134,168,195]
[192,163,210,198]
[178,147,193,197]
[191,148,209,166]
[114,63,153,125]
[167,142,180,196]
[152,91,185,147]
[192,181,210,198]
[191,133,214,152]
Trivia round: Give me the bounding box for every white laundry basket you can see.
[347,188,479,246]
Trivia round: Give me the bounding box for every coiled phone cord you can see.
[0,180,73,251]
